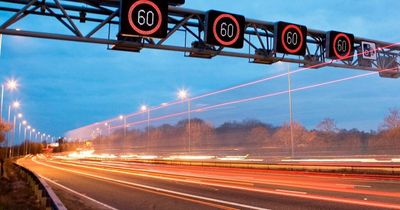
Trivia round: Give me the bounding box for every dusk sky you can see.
[0,0,399,139]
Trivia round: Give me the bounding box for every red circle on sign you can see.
[281,24,303,54]
[128,0,162,36]
[212,14,241,46]
[333,33,351,60]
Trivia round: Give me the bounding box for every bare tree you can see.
[273,122,314,148]
[190,119,215,149]
[0,120,12,144]
[246,126,270,147]
[381,108,400,130]
[316,118,338,133]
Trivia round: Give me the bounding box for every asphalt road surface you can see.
[17,155,400,210]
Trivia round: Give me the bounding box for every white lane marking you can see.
[358,185,372,188]
[336,184,371,188]
[33,158,270,210]
[39,174,119,210]
[275,189,307,195]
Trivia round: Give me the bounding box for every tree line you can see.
[1,108,399,157]
[91,108,400,157]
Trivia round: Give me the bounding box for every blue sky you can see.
[0,0,399,138]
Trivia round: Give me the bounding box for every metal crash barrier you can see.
[13,163,67,210]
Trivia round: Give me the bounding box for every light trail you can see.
[32,157,400,209]
[108,67,397,130]
[49,158,400,199]
[33,157,270,210]
[69,41,400,133]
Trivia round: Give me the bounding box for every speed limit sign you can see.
[326,31,354,60]
[274,21,307,55]
[119,0,168,38]
[204,10,246,49]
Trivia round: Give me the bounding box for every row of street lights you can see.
[95,88,192,153]
[0,78,57,158]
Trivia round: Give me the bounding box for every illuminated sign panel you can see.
[119,0,168,38]
[326,31,354,60]
[205,10,246,49]
[274,21,307,55]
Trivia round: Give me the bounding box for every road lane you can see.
[44,158,400,203]
[17,156,400,210]
[19,157,241,210]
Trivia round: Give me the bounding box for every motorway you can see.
[17,155,400,210]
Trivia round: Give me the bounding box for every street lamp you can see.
[0,79,18,120]
[287,63,295,158]
[16,113,22,157]
[27,126,31,146]
[31,129,36,143]
[140,105,148,112]
[119,115,126,137]
[177,89,191,153]
[7,100,20,157]
[177,89,188,100]
[8,100,20,122]
[6,79,18,90]
[23,123,30,155]
[9,111,20,158]
[35,131,38,142]
[23,125,27,155]
[104,122,111,136]
[140,105,150,152]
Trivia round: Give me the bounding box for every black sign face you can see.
[205,10,245,49]
[326,31,354,60]
[274,21,307,56]
[119,0,168,38]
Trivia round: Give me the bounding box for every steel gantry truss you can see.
[0,0,399,76]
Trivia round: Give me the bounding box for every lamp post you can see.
[17,113,22,157]
[104,122,111,136]
[119,115,126,137]
[7,101,20,158]
[27,126,31,154]
[0,79,17,156]
[140,105,150,152]
[0,79,18,121]
[0,85,3,120]
[32,129,35,142]
[22,120,27,155]
[10,114,16,157]
[177,89,191,153]
[287,64,295,158]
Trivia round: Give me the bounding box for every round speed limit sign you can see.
[333,33,352,59]
[205,10,245,49]
[274,22,307,55]
[326,31,354,60]
[120,0,167,38]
